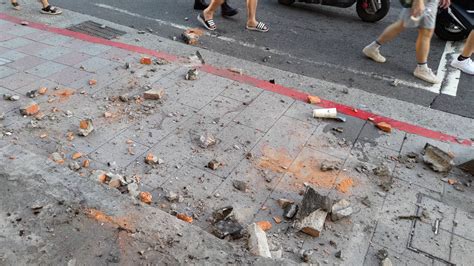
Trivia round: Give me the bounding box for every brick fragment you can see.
[176,213,193,223]
[88,79,97,86]
[256,221,272,231]
[140,57,152,65]
[139,191,153,204]
[38,87,48,95]
[72,152,82,160]
[208,159,221,170]
[82,159,90,168]
[273,217,282,224]
[307,95,321,104]
[78,119,94,136]
[20,102,40,116]
[182,28,203,45]
[376,122,392,133]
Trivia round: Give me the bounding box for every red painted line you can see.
[1,13,472,147]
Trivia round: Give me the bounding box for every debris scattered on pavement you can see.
[20,102,40,116]
[331,199,353,221]
[297,209,327,237]
[78,119,94,137]
[26,90,38,98]
[3,94,20,101]
[228,68,243,75]
[198,132,216,148]
[185,68,198,80]
[320,160,340,172]
[145,153,161,165]
[182,28,204,45]
[459,159,474,176]
[300,185,334,217]
[283,203,299,219]
[51,152,64,164]
[176,213,193,223]
[232,180,248,192]
[88,79,97,86]
[38,87,48,95]
[423,143,454,173]
[207,159,221,170]
[139,191,153,204]
[256,221,272,231]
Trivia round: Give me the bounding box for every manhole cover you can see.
[67,21,126,40]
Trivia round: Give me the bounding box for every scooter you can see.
[435,0,473,41]
[278,0,390,22]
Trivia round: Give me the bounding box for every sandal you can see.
[40,5,62,15]
[11,1,21,10]
[197,13,216,31]
[246,22,269,33]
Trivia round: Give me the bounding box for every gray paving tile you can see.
[450,234,474,265]
[453,209,474,241]
[364,243,433,266]
[234,90,294,132]
[0,50,28,61]
[219,81,263,103]
[0,66,16,79]
[392,161,445,193]
[74,57,118,73]
[0,37,34,49]
[25,61,67,78]
[14,42,52,56]
[7,26,40,36]
[39,35,73,46]
[35,45,73,60]
[284,100,323,126]
[0,72,37,91]
[47,66,92,86]
[52,51,92,66]
[6,55,46,71]
[417,196,455,232]
[78,43,112,56]
[411,222,451,261]
[357,122,406,152]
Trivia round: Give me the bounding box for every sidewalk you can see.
[1,9,474,265]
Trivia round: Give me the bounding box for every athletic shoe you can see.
[362,44,386,63]
[451,57,474,75]
[413,66,441,84]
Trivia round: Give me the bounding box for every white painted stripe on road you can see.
[432,41,463,96]
[93,3,447,94]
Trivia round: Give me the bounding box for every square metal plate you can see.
[67,21,126,40]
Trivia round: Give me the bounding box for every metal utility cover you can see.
[67,21,126,40]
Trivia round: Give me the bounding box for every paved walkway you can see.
[1,15,474,265]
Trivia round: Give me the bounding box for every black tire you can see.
[435,9,469,41]
[278,0,295,5]
[356,0,390,23]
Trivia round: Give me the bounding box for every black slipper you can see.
[197,13,216,31]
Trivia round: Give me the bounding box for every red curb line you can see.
[1,13,472,147]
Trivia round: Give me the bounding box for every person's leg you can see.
[451,31,474,75]
[413,28,441,83]
[245,0,268,32]
[39,0,62,14]
[40,0,49,8]
[194,0,209,10]
[11,0,21,10]
[363,20,405,63]
[203,0,224,20]
[221,1,238,17]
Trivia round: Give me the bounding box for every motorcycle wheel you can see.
[356,0,390,23]
[278,0,296,5]
[435,9,469,41]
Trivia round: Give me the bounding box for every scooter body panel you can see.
[297,0,356,8]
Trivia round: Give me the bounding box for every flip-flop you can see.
[197,13,216,31]
[246,22,269,33]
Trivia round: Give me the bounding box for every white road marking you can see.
[94,3,464,96]
[431,41,464,96]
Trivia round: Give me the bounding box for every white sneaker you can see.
[363,44,386,63]
[413,66,441,84]
[451,57,474,75]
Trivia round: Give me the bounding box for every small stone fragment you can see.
[298,209,327,237]
[68,161,81,171]
[212,218,243,239]
[277,198,295,209]
[331,199,353,221]
[78,119,94,137]
[145,153,159,165]
[182,28,203,45]
[26,90,38,98]
[208,159,221,170]
[212,206,234,222]
[72,152,82,160]
[139,191,152,204]
[185,68,198,80]
[300,185,333,217]
[320,160,340,172]
[273,216,282,224]
[88,79,97,86]
[247,223,272,258]
[21,21,29,26]
[109,178,122,188]
[82,159,90,168]
[38,87,48,95]
[51,152,64,164]
[176,213,193,223]
[232,180,248,192]
[166,191,179,202]
[103,112,112,118]
[198,133,216,148]
[376,122,392,133]
[283,203,299,219]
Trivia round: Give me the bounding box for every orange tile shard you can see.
[139,191,152,204]
[376,122,392,133]
[176,213,193,223]
[256,221,272,231]
[307,95,321,104]
[20,102,40,116]
[140,57,152,65]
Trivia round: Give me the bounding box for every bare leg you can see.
[40,0,49,8]
[461,30,474,58]
[246,0,258,27]
[377,20,405,44]
[415,28,434,63]
[203,0,224,20]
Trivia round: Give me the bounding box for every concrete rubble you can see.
[247,223,272,258]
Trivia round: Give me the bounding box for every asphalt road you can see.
[55,0,473,118]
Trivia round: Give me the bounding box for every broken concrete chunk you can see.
[78,119,94,137]
[459,159,474,176]
[300,185,333,218]
[283,203,299,220]
[4,94,20,101]
[232,180,248,192]
[298,209,327,237]
[247,223,272,258]
[212,206,234,222]
[212,218,244,239]
[256,221,272,231]
[423,143,454,173]
[127,183,139,197]
[109,178,122,188]
[166,191,179,202]
[51,152,64,164]
[381,258,393,266]
[320,160,340,172]
[185,69,198,80]
[20,102,40,116]
[277,198,295,209]
[331,199,353,221]
[145,153,160,165]
[68,161,81,171]
[38,87,48,95]
[143,87,165,100]
[182,28,203,45]
[373,163,392,177]
[208,159,221,170]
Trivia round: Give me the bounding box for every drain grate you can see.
[67,20,126,40]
